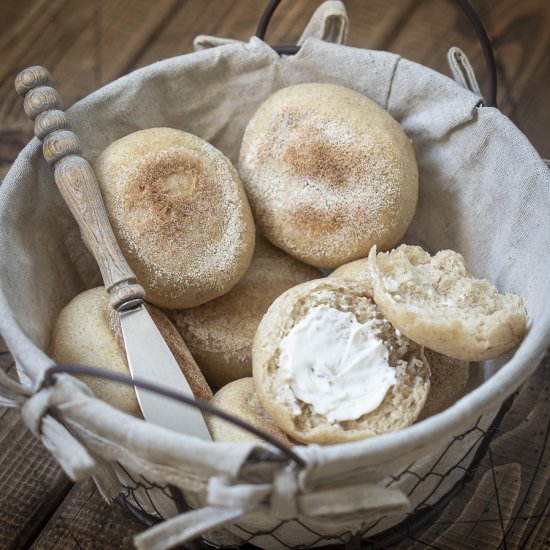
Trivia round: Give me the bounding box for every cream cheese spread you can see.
[278,304,396,422]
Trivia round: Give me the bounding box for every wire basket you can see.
[1,0,549,549]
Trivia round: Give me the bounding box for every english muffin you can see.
[253,278,430,444]
[368,245,528,361]
[207,378,293,446]
[94,127,255,309]
[173,235,320,389]
[239,83,418,268]
[49,287,212,416]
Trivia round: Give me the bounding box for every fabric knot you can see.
[14,372,97,480]
[206,463,302,520]
[135,429,409,549]
[136,468,411,550]
[206,475,270,509]
[135,436,411,550]
[21,373,94,435]
[21,379,57,437]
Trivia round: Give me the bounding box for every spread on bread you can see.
[252,278,430,444]
[278,304,396,422]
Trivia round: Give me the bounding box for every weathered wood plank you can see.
[0,409,73,550]
[0,340,71,550]
[30,479,143,550]
[0,0,183,180]
[397,354,550,549]
[478,0,550,123]
[129,0,421,72]
[0,0,181,132]
[365,0,550,158]
[0,0,36,38]
[0,340,73,550]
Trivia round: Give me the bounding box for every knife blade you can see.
[119,305,212,438]
[16,66,212,439]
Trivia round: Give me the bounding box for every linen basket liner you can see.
[1,3,549,548]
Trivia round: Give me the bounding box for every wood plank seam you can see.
[1,0,75,122]
[18,481,74,549]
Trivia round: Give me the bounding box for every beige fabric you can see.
[1,1,549,548]
[297,0,348,45]
[447,46,483,97]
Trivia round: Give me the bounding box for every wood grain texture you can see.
[0,342,72,550]
[0,409,72,549]
[53,156,145,307]
[0,0,181,132]
[0,1,548,549]
[367,0,550,157]
[29,479,143,550]
[395,354,550,549]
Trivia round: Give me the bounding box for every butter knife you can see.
[16,66,211,439]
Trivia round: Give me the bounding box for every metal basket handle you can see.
[43,364,305,467]
[256,0,498,107]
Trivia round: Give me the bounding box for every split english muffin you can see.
[330,256,470,419]
[368,245,528,361]
[252,278,430,444]
[329,257,374,297]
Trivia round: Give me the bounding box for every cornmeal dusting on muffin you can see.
[173,236,320,387]
[242,108,403,262]
[369,245,528,361]
[95,128,254,307]
[239,83,418,268]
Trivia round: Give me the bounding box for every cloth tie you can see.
[0,367,96,480]
[134,460,409,550]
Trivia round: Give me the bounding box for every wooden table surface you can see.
[1,1,549,549]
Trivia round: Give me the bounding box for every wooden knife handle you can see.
[15,66,144,310]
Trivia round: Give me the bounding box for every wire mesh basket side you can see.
[110,391,512,549]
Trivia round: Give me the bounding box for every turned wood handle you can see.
[15,66,144,310]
